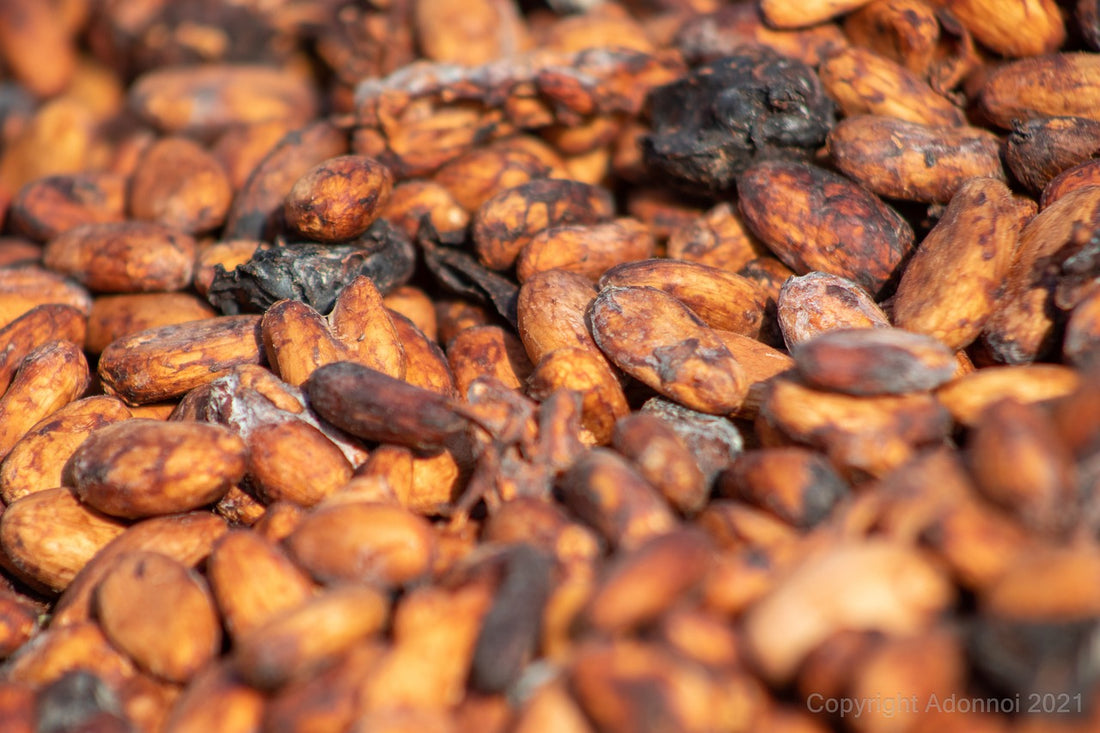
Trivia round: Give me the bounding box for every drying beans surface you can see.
[0,0,1099,731]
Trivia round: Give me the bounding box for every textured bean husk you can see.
[233,585,389,691]
[641,47,835,195]
[51,511,229,629]
[527,347,628,446]
[67,419,247,519]
[0,304,87,394]
[97,315,265,405]
[968,398,1077,535]
[934,364,1081,426]
[584,529,714,634]
[224,120,348,241]
[352,48,683,175]
[304,361,468,450]
[0,266,92,331]
[719,447,848,528]
[192,239,263,297]
[473,178,615,271]
[842,0,967,83]
[192,365,368,469]
[433,144,551,214]
[760,377,951,478]
[208,222,416,316]
[611,413,709,515]
[640,398,745,484]
[448,325,532,396]
[7,173,126,243]
[94,551,221,683]
[284,155,394,243]
[128,64,319,137]
[0,339,89,462]
[516,269,605,368]
[1003,116,1100,196]
[206,530,316,644]
[43,221,196,293]
[828,115,1005,204]
[286,501,435,586]
[557,448,678,550]
[129,136,233,234]
[744,540,954,684]
[792,327,957,395]
[980,53,1100,129]
[0,488,128,593]
[329,275,407,380]
[940,0,1065,58]
[261,299,348,387]
[892,177,1020,349]
[665,202,771,274]
[85,292,217,355]
[981,186,1100,364]
[818,46,965,127]
[588,285,747,415]
[0,395,131,504]
[777,272,892,349]
[516,218,656,284]
[738,160,915,298]
[1042,159,1100,209]
[599,259,767,339]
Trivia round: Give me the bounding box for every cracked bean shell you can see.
[599,259,766,339]
[589,285,747,415]
[777,272,891,349]
[738,160,914,298]
[473,179,615,271]
[981,185,1100,363]
[68,419,248,519]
